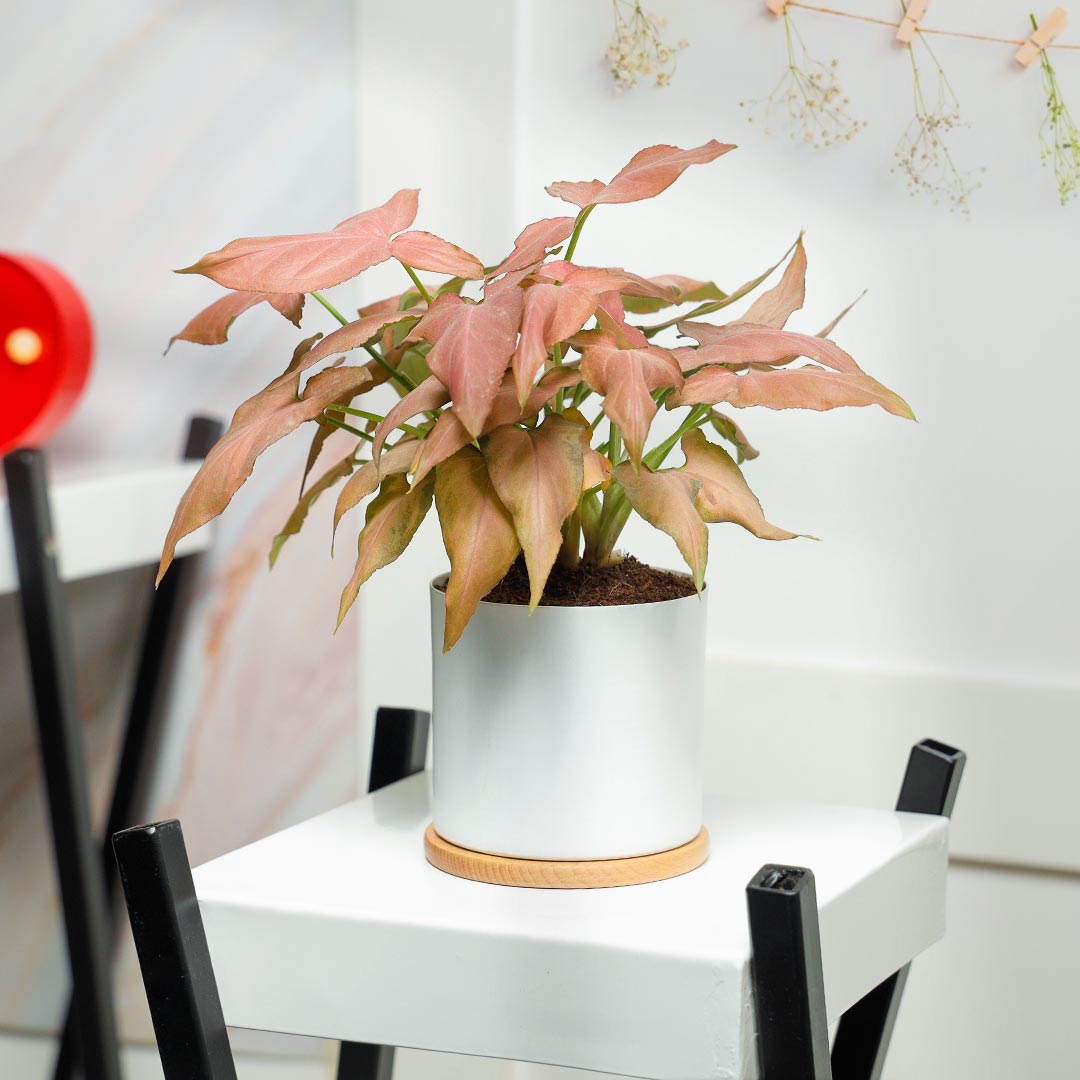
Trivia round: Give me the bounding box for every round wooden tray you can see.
[424,824,710,889]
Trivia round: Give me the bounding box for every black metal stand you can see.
[4,417,221,1080]
[49,416,223,1080]
[746,738,966,1080]
[114,707,430,1080]
[6,449,121,1080]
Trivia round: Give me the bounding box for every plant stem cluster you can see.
[742,13,864,149]
[606,0,687,90]
[893,36,981,213]
[1037,44,1080,204]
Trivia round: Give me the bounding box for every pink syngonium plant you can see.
[159,140,913,650]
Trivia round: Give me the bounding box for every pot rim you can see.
[429,568,706,612]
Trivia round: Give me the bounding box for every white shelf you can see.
[0,460,209,595]
[194,773,949,1080]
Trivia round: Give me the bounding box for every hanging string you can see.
[786,1,1080,51]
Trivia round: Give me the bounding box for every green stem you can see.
[311,290,349,326]
[563,205,595,263]
[400,263,433,304]
[323,415,374,442]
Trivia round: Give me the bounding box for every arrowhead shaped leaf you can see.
[435,446,520,651]
[680,429,800,540]
[580,338,683,469]
[482,415,585,609]
[168,290,306,349]
[489,217,576,278]
[301,310,421,370]
[740,236,806,329]
[333,438,419,539]
[672,365,915,418]
[545,140,736,208]
[613,462,708,590]
[176,189,418,293]
[157,338,374,584]
[389,230,484,279]
[410,409,472,485]
[415,290,523,437]
[511,283,597,404]
[337,471,435,626]
[371,374,450,461]
[621,275,727,315]
[677,322,864,375]
[270,450,357,568]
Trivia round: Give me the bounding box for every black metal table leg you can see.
[336,706,430,1080]
[4,448,122,1080]
[831,739,966,1080]
[53,415,223,1080]
[747,864,833,1080]
[114,820,238,1080]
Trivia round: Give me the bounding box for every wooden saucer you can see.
[424,824,709,889]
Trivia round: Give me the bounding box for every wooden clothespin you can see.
[765,0,790,17]
[1016,8,1068,68]
[897,0,929,45]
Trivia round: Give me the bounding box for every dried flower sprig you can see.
[742,12,865,149]
[1033,18,1080,204]
[893,33,982,213]
[606,1,688,91]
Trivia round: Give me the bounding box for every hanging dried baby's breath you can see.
[1036,41,1080,204]
[892,36,982,213]
[742,12,865,149]
[606,0,688,91]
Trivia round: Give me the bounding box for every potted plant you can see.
[159,140,911,876]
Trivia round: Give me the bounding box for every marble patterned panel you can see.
[0,0,362,1043]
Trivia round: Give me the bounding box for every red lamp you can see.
[0,253,93,456]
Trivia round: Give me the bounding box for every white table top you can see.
[0,459,208,594]
[194,773,949,1080]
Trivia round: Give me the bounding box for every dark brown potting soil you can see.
[479,555,698,607]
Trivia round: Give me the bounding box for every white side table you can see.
[114,713,963,1080]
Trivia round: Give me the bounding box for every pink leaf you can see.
[482,415,585,608]
[594,292,649,348]
[176,189,418,293]
[489,217,576,278]
[622,275,726,314]
[168,290,305,349]
[679,429,801,540]
[415,290,524,437]
[676,321,864,375]
[301,310,421,370]
[580,338,683,469]
[410,409,472,485]
[613,463,708,590]
[739,236,807,329]
[389,231,484,279]
[333,438,419,540]
[270,449,357,568]
[671,365,915,418]
[511,283,597,404]
[435,446,521,651]
[545,140,736,208]
[370,375,450,461]
[337,471,435,626]
[157,338,373,584]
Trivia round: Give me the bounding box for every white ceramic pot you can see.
[429,575,706,860]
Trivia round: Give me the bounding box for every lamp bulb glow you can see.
[5,327,44,365]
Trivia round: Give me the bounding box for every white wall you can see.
[354,1,1080,1076]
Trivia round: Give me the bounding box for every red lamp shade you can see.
[0,253,93,456]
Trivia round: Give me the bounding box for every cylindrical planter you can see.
[429,575,707,861]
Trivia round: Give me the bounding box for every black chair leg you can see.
[114,819,238,1080]
[336,706,431,1079]
[747,864,833,1080]
[54,415,223,1080]
[338,1040,396,1080]
[5,448,123,1080]
[830,739,966,1080]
